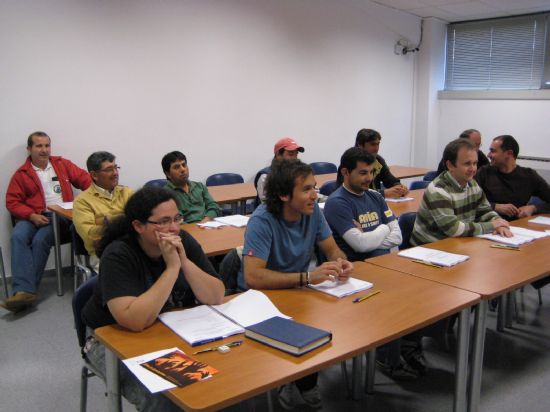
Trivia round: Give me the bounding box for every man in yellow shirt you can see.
[73,151,133,271]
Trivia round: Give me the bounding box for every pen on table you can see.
[411,259,444,268]
[491,244,520,251]
[193,340,243,354]
[353,290,381,303]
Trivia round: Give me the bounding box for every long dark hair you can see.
[96,186,178,257]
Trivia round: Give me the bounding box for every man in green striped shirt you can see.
[411,138,511,246]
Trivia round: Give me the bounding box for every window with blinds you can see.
[445,14,548,90]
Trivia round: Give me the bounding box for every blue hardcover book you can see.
[245,316,332,356]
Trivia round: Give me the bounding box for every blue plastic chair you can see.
[206,173,244,187]
[309,162,337,175]
[398,212,416,250]
[423,171,437,181]
[319,180,339,196]
[144,179,167,188]
[529,196,544,205]
[409,180,430,190]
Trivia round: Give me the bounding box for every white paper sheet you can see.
[196,221,227,229]
[398,246,469,267]
[122,348,179,393]
[528,216,550,226]
[385,197,414,203]
[214,215,250,227]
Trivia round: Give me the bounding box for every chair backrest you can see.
[319,180,339,196]
[409,180,430,190]
[72,275,98,348]
[423,171,437,181]
[144,179,168,188]
[218,247,242,294]
[309,162,337,175]
[398,212,417,250]
[529,196,544,205]
[206,173,244,187]
[70,224,88,256]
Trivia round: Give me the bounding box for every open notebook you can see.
[158,290,290,346]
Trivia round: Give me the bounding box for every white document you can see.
[398,246,469,267]
[528,216,550,226]
[477,226,549,246]
[196,221,227,229]
[122,347,179,393]
[158,290,290,346]
[159,305,244,346]
[58,201,73,209]
[214,215,250,227]
[211,289,291,328]
[385,197,414,203]
[308,277,373,298]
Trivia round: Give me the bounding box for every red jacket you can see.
[6,156,92,220]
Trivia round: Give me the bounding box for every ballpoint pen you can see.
[193,340,243,354]
[490,244,520,251]
[353,290,381,303]
[411,259,444,268]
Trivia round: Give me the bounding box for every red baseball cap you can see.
[273,137,305,155]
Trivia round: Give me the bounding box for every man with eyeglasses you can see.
[254,137,305,205]
[73,151,133,272]
[161,151,221,223]
[3,131,91,313]
[436,129,489,175]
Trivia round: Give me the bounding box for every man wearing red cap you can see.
[254,137,305,205]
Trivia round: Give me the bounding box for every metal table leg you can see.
[351,355,363,400]
[468,300,488,412]
[454,308,470,412]
[496,295,505,331]
[105,348,122,412]
[505,291,514,328]
[365,350,376,395]
[51,212,64,296]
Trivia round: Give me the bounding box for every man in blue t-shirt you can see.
[324,147,402,261]
[241,159,353,410]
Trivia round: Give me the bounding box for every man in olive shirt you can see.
[162,151,221,223]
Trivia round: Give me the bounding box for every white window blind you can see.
[445,15,547,90]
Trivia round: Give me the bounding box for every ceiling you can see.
[371,0,550,22]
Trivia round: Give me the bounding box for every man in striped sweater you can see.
[411,138,511,246]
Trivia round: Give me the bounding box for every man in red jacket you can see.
[2,131,91,313]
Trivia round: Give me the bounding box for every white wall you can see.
[0,0,420,275]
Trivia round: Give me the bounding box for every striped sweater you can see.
[410,171,499,246]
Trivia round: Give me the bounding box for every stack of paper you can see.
[308,277,373,298]
[477,226,549,246]
[196,221,226,229]
[214,215,250,227]
[398,246,469,267]
[385,197,414,203]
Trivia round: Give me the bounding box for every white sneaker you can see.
[300,385,322,409]
[278,383,301,410]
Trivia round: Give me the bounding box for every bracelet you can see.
[306,271,310,286]
[299,272,303,287]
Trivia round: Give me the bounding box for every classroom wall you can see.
[0,0,420,275]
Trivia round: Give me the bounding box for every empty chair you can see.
[398,212,416,250]
[71,225,96,290]
[309,162,337,175]
[144,179,167,188]
[218,247,243,295]
[206,173,244,187]
[423,171,437,181]
[72,275,104,412]
[319,180,339,196]
[409,180,430,190]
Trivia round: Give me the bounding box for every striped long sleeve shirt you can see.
[410,171,499,246]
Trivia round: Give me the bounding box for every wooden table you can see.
[95,261,479,412]
[181,224,244,257]
[367,215,550,412]
[208,183,256,214]
[386,189,425,217]
[389,165,430,179]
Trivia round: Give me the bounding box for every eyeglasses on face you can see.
[146,213,184,228]
[98,165,121,174]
